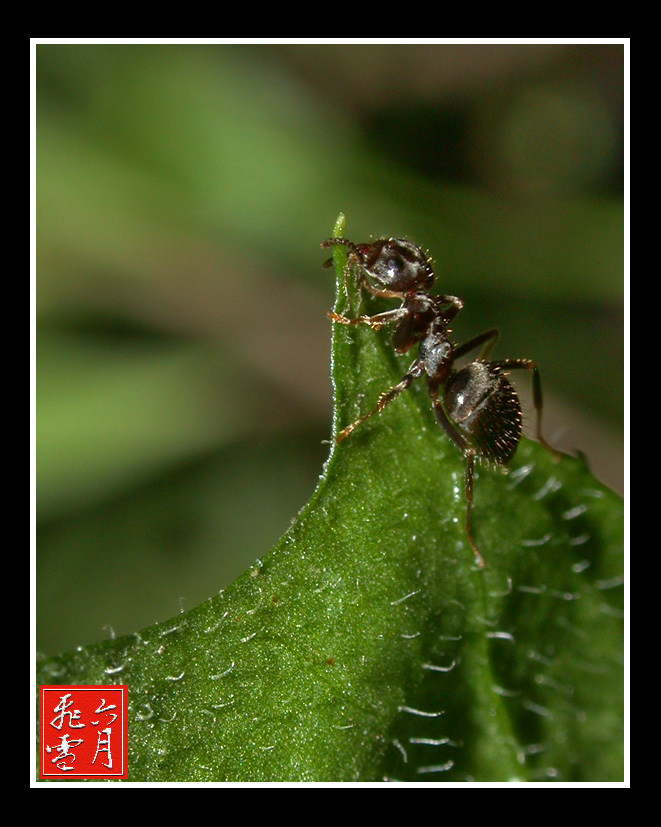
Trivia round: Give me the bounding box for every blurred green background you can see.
[35,43,624,656]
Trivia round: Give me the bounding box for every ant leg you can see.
[431,399,485,567]
[328,307,408,330]
[490,359,560,458]
[463,451,485,568]
[359,277,409,300]
[452,328,499,362]
[433,294,465,325]
[336,360,423,442]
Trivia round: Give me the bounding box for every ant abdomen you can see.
[444,363,522,466]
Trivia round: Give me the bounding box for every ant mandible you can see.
[321,235,558,568]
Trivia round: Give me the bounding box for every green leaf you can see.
[37,215,624,782]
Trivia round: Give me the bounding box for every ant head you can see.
[359,238,435,294]
[322,237,435,295]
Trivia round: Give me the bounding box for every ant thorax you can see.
[417,321,454,381]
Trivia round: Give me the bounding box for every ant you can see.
[321,235,558,568]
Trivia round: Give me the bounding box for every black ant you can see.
[321,236,558,568]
